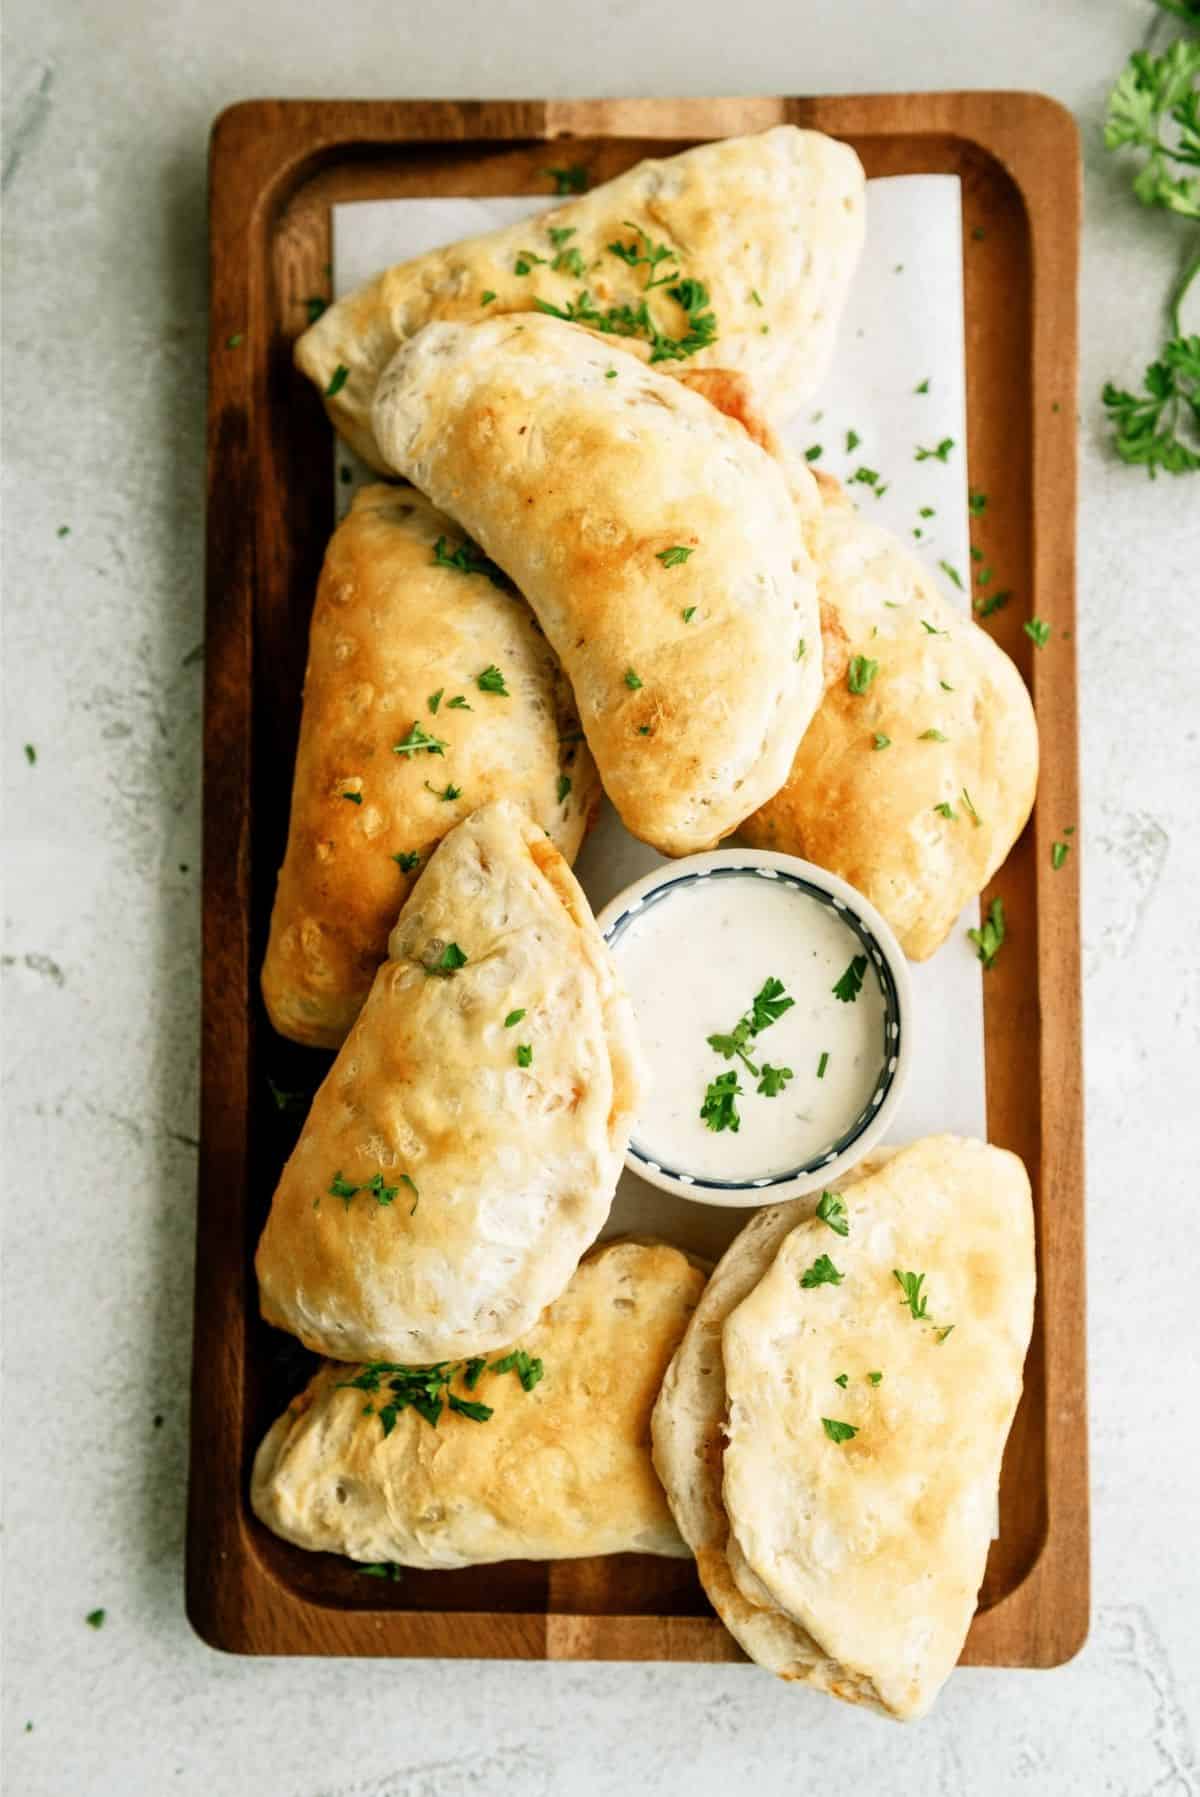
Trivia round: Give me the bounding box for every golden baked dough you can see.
[254,801,644,1364]
[296,126,865,468]
[718,1137,1035,1720]
[371,316,825,856]
[261,484,600,1048]
[740,485,1039,958]
[651,1153,892,1710]
[251,1239,704,1569]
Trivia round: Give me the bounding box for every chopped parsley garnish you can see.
[544,163,588,194]
[847,655,879,695]
[868,1371,883,1385]
[975,589,1012,618]
[392,850,422,872]
[921,618,947,635]
[427,689,444,714]
[305,296,328,325]
[448,1394,494,1423]
[750,288,764,306]
[850,466,879,488]
[432,534,512,591]
[400,1173,420,1214]
[756,1062,793,1097]
[328,1170,402,1209]
[1051,839,1071,870]
[794,638,806,661]
[934,801,958,820]
[915,437,955,462]
[424,781,462,802]
[85,1609,106,1629]
[816,1051,830,1080]
[426,941,468,975]
[489,1348,545,1391]
[516,1044,533,1068]
[893,1269,929,1319]
[227,333,244,349]
[834,1372,849,1389]
[915,377,930,394]
[608,221,681,289]
[1024,617,1052,647]
[919,728,949,742]
[557,773,572,804]
[940,679,956,691]
[504,1008,526,1028]
[804,444,823,461]
[338,1352,543,1434]
[706,976,795,1079]
[624,668,643,690]
[358,1562,404,1580]
[393,721,448,758]
[968,896,1006,970]
[532,273,717,362]
[800,1253,844,1289]
[23,744,36,765]
[822,1418,858,1444]
[972,226,986,241]
[872,733,891,751]
[936,1325,956,1343]
[477,663,510,696]
[341,791,362,805]
[480,290,496,306]
[919,505,936,518]
[514,250,548,275]
[446,695,472,710]
[969,489,988,515]
[962,788,982,827]
[605,368,617,379]
[325,364,349,397]
[656,545,694,567]
[846,428,861,452]
[682,606,697,622]
[939,560,964,590]
[700,1069,742,1133]
[815,1189,848,1235]
[832,956,868,1004]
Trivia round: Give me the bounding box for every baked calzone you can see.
[683,1137,1034,1720]
[741,481,1039,958]
[261,483,599,1048]
[371,316,825,856]
[296,125,866,468]
[254,800,644,1364]
[252,1239,705,1569]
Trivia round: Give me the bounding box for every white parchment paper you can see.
[330,178,986,1255]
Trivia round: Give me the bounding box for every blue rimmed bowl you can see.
[596,848,914,1208]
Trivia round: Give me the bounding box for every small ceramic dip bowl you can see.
[597,848,913,1207]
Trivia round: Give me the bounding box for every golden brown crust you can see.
[251,1240,706,1568]
[740,498,1038,958]
[295,127,866,468]
[371,318,825,857]
[255,801,645,1364]
[260,485,600,1047]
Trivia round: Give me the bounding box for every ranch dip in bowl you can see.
[597,850,913,1206]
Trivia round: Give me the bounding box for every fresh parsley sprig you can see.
[336,1350,544,1436]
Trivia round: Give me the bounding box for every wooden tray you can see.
[190,93,1087,1666]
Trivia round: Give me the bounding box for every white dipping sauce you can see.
[611,872,889,1182]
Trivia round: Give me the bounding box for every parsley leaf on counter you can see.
[85,1609,106,1629]
[24,744,36,765]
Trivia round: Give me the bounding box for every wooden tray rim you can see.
[191,89,1088,1668]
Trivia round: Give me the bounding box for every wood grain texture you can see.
[192,92,1087,1668]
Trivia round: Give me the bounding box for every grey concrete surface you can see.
[2,2,1198,1792]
